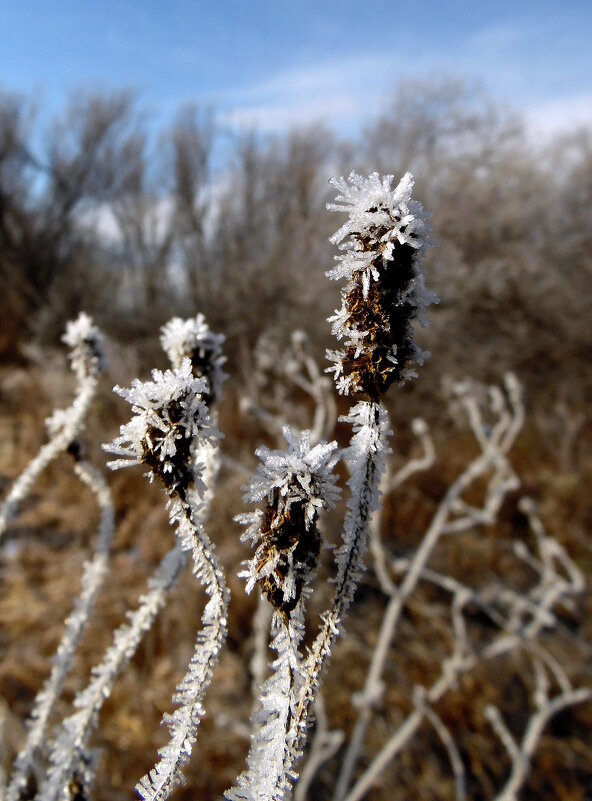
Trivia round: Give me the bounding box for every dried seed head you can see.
[160,314,227,406]
[62,312,106,381]
[237,428,340,618]
[326,172,437,398]
[105,359,219,500]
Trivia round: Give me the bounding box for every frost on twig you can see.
[0,312,105,540]
[226,615,302,801]
[294,694,344,801]
[37,317,228,801]
[270,172,436,792]
[241,329,337,448]
[370,416,435,596]
[338,461,587,801]
[286,401,390,780]
[486,661,591,801]
[7,455,114,801]
[108,357,228,801]
[1,314,109,800]
[335,374,525,801]
[37,545,186,801]
[227,430,340,801]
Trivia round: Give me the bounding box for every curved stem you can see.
[334,383,523,800]
[7,460,113,801]
[0,376,97,541]
[37,544,186,801]
[285,401,387,782]
[137,497,229,801]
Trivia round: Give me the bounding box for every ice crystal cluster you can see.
[107,359,218,499]
[0,313,106,540]
[237,428,340,617]
[326,172,437,397]
[225,619,298,801]
[104,347,228,801]
[160,313,227,405]
[62,311,106,381]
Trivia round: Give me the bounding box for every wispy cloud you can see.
[217,54,395,133]
[525,94,592,140]
[221,95,356,134]
[213,17,591,137]
[223,54,392,103]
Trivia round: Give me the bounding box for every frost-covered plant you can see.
[0,312,105,539]
[332,377,589,801]
[237,428,341,617]
[108,361,229,801]
[160,313,227,405]
[107,359,216,494]
[227,172,436,800]
[326,172,436,396]
[288,172,435,755]
[0,313,112,801]
[62,312,107,383]
[2,170,587,801]
[34,319,228,801]
[6,450,114,801]
[227,429,340,801]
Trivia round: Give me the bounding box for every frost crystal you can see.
[326,172,438,397]
[237,428,340,616]
[160,314,227,405]
[103,355,227,801]
[62,312,106,381]
[225,619,298,801]
[105,358,218,498]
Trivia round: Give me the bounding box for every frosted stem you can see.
[1,311,104,543]
[285,401,387,782]
[225,612,303,801]
[38,431,222,801]
[0,377,97,541]
[7,460,114,801]
[136,497,229,801]
[334,379,523,801]
[37,544,185,801]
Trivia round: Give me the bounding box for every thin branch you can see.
[7,459,114,801]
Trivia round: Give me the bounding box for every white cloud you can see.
[214,21,591,140]
[78,203,121,244]
[218,55,394,134]
[221,93,357,134]
[524,94,592,140]
[77,197,175,247]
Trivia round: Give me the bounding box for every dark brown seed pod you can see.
[237,429,340,620]
[326,172,437,398]
[254,490,322,618]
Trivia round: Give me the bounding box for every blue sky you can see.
[1,1,591,138]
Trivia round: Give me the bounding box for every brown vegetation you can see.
[0,79,590,799]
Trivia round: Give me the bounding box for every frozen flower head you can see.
[105,359,218,500]
[160,314,226,406]
[326,172,438,398]
[62,312,106,382]
[237,429,341,618]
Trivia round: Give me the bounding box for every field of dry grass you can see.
[1,346,590,800]
[1,78,591,801]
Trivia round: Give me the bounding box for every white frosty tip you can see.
[104,359,219,494]
[62,312,106,380]
[244,428,341,527]
[327,171,430,268]
[160,314,227,402]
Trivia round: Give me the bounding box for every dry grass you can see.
[0,361,590,801]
